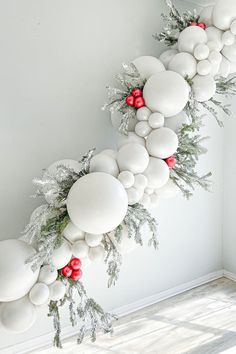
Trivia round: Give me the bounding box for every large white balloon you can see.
[117,132,145,149]
[178,26,207,54]
[146,128,178,159]
[29,283,50,306]
[213,0,236,30]
[67,172,128,234]
[47,159,81,175]
[63,221,85,243]
[38,265,58,285]
[143,157,170,189]
[110,111,137,132]
[90,153,119,177]
[143,71,189,117]
[133,56,165,80]
[222,43,236,63]
[0,296,36,332]
[192,74,216,102]
[117,143,149,174]
[168,53,197,79]
[51,240,72,269]
[155,179,180,199]
[0,239,39,302]
[199,6,213,27]
[164,112,190,133]
[109,227,138,255]
[159,49,178,68]
[205,27,223,52]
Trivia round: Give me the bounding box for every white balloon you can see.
[90,154,119,177]
[126,187,143,205]
[164,111,190,133]
[0,239,39,302]
[29,283,50,306]
[117,143,149,174]
[47,159,80,175]
[118,171,135,189]
[155,179,180,200]
[194,44,210,60]
[192,74,216,102]
[197,60,212,76]
[51,240,72,270]
[213,0,236,30]
[168,53,197,79]
[143,71,189,117]
[100,149,117,160]
[110,111,137,132]
[148,112,164,129]
[85,233,103,247]
[135,121,152,137]
[133,56,165,80]
[0,296,36,332]
[133,174,148,190]
[38,265,58,285]
[208,51,222,65]
[109,227,138,255]
[143,157,170,189]
[230,19,236,35]
[222,42,236,62]
[218,56,231,77]
[117,132,145,149]
[49,280,66,301]
[72,240,89,258]
[136,106,152,121]
[146,127,178,159]
[178,26,207,54]
[207,40,220,52]
[63,221,85,243]
[140,193,151,208]
[88,245,105,262]
[159,49,178,68]
[67,172,128,234]
[222,31,235,46]
[205,27,223,51]
[199,6,213,27]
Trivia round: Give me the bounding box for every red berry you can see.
[198,22,206,29]
[134,97,145,109]
[131,88,143,98]
[70,258,81,270]
[190,22,197,26]
[126,95,135,106]
[61,265,72,278]
[165,156,177,168]
[70,269,83,281]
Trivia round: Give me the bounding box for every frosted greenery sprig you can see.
[103,234,122,288]
[153,0,199,47]
[200,99,232,127]
[103,63,145,135]
[215,75,236,96]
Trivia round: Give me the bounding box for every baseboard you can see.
[1,269,224,354]
[223,269,236,281]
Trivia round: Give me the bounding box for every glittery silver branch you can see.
[103,233,122,288]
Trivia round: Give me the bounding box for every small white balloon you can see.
[118,171,135,189]
[117,143,149,174]
[148,112,164,129]
[144,157,170,189]
[207,40,219,52]
[197,60,212,76]
[194,44,210,60]
[117,132,145,149]
[222,42,236,62]
[29,283,50,306]
[0,296,36,332]
[133,56,165,80]
[155,179,180,200]
[222,30,235,46]
[38,265,58,285]
[49,281,66,301]
[159,49,178,68]
[164,111,190,133]
[47,159,81,175]
[205,27,223,52]
[90,154,119,177]
[85,234,103,247]
[135,121,152,137]
[110,111,137,132]
[100,149,117,160]
[192,74,216,102]
[146,127,178,159]
[88,245,105,262]
[51,240,72,270]
[140,193,151,208]
[136,106,152,121]
[133,174,148,190]
[168,52,197,79]
[72,240,89,258]
[63,221,85,243]
[208,51,222,65]
[199,6,213,27]
[178,26,207,54]
[126,187,143,205]
[213,0,236,30]
[230,19,236,35]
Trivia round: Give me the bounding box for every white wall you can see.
[0,0,224,351]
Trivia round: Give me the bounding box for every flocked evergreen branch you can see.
[215,75,236,96]
[103,233,122,288]
[200,99,232,127]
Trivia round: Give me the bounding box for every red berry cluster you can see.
[61,258,82,281]
[126,88,145,109]
[165,156,176,169]
[190,22,206,30]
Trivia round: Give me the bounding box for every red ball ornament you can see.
[70,269,83,281]
[165,156,177,168]
[126,95,135,106]
[132,88,143,98]
[61,265,72,278]
[190,22,198,26]
[70,258,81,270]
[134,97,145,109]
[198,22,206,29]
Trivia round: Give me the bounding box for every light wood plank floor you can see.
[38,278,236,354]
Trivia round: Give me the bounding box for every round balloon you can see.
[148,112,164,129]
[72,240,89,258]
[0,239,39,302]
[63,221,85,243]
[90,154,119,177]
[85,233,103,247]
[178,26,207,54]
[168,52,197,79]
[51,240,72,269]
[118,171,135,189]
[135,121,152,137]
[133,174,148,190]
[0,296,37,332]
[29,283,50,306]
[205,27,223,52]
[222,43,236,63]
[192,74,216,102]
[143,71,189,117]
[117,143,149,174]
[146,127,178,159]
[159,49,178,68]
[164,111,190,132]
[88,245,105,262]
[199,6,213,27]
[213,0,236,30]
[38,265,58,285]
[133,56,165,80]
[222,31,235,46]
[194,44,210,61]
[117,132,145,149]
[143,157,170,189]
[126,187,143,205]
[197,60,212,76]
[136,107,152,121]
[67,172,128,234]
[49,280,66,301]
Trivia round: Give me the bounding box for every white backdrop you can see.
[0,0,223,351]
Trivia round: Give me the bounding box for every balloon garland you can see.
[1,0,236,348]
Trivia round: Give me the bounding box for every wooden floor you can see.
[38,278,236,354]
